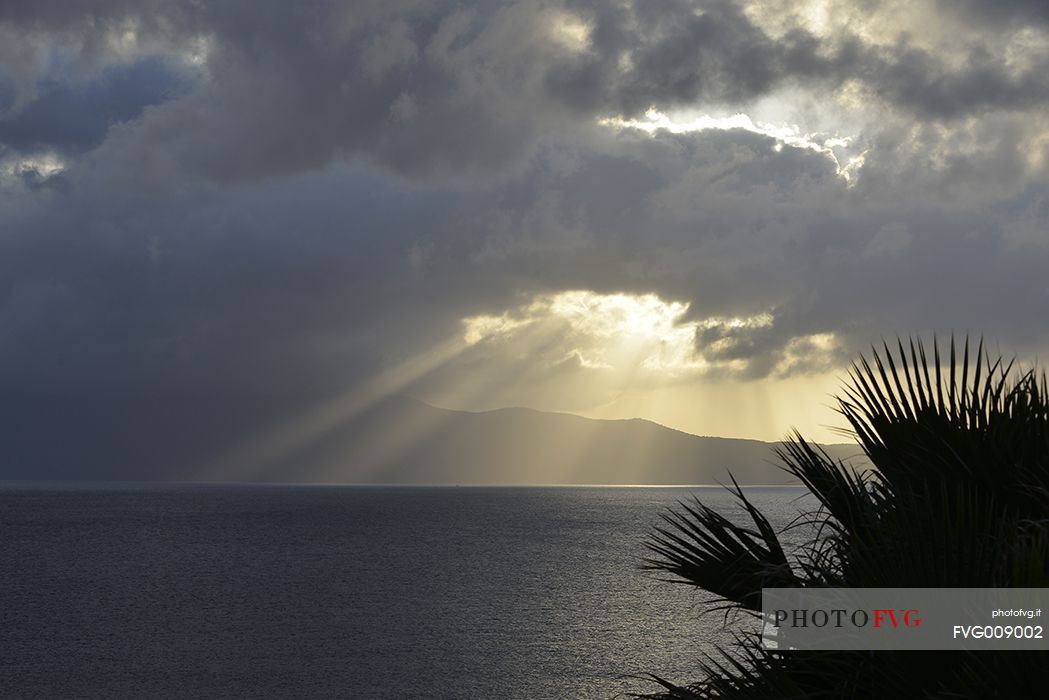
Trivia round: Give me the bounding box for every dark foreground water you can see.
[0,485,812,699]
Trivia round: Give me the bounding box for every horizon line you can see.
[0,480,806,489]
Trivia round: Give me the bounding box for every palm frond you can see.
[638,336,1049,699]
[644,478,800,611]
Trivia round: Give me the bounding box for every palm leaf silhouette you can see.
[640,337,1049,698]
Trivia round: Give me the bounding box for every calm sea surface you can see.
[1,485,814,699]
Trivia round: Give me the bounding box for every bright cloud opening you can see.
[1,151,67,181]
[599,109,868,183]
[461,290,837,380]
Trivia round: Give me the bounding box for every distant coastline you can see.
[2,394,862,485]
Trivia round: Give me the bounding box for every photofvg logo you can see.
[761,588,1048,651]
[770,607,921,630]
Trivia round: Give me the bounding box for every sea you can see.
[0,485,814,699]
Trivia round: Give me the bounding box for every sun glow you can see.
[547,10,590,51]
[459,290,812,379]
[463,291,707,376]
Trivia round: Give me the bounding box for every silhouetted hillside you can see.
[255,397,864,484]
[1,394,863,484]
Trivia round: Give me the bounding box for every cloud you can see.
[0,57,192,155]
[3,0,1048,186]
[3,111,1047,394]
[1,1,1049,472]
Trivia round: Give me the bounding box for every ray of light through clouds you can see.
[446,290,844,441]
[2,0,1049,478]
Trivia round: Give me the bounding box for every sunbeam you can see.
[198,336,469,480]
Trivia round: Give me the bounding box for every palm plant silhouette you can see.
[642,337,1049,698]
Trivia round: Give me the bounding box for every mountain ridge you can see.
[426,399,851,447]
[0,393,865,484]
[259,395,865,485]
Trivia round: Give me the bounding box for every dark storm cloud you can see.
[408,124,1049,378]
[5,118,1043,399]
[556,0,1049,122]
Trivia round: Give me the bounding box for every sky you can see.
[2,0,1049,477]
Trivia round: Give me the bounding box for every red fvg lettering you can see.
[873,609,895,628]
[872,609,921,628]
